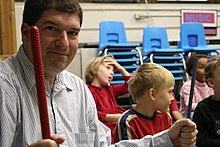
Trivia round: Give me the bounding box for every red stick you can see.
[30,26,51,139]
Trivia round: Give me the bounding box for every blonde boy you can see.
[113,62,175,141]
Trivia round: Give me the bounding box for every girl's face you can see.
[95,62,114,87]
[196,57,208,83]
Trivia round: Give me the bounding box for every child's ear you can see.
[149,88,156,101]
[206,78,214,88]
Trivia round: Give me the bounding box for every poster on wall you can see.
[181,9,217,35]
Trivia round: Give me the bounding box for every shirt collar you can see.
[54,72,73,92]
[195,79,206,87]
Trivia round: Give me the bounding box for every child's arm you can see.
[172,111,183,121]
[104,114,122,122]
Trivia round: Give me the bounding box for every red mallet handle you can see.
[30,26,51,139]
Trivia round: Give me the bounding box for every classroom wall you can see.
[15,2,220,46]
[15,2,220,79]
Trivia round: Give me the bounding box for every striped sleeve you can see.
[118,110,137,140]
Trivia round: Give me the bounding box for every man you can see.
[0,0,197,146]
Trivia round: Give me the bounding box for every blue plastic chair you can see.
[99,21,143,85]
[99,21,140,54]
[142,27,187,82]
[179,22,220,56]
[142,27,184,61]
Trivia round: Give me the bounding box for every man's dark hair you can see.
[23,0,83,26]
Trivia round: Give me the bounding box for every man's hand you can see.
[168,119,197,147]
[28,134,65,147]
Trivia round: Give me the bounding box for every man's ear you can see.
[206,78,214,88]
[149,88,156,101]
[21,23,30,42]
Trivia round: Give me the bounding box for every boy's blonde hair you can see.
[128,62,174,102]
[85,55,113,85]
[205,56,220,80]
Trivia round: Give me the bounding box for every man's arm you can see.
[28,118,197,147]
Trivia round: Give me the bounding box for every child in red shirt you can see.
[85,55,131,139]
[113,63,174,142]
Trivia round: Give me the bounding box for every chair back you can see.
[180,22,207,49]
[142,27,188,82]
[142,27,170,57]
[99,21,128,53]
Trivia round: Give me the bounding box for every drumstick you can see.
[187,57,198,119]
[30,26,51,139]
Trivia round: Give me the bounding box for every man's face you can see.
[28,9,81,76]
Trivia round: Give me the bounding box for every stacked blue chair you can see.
[179,22,220,57]
[142,27,188,100]
[142,27,187,82]
[99,21,143,85]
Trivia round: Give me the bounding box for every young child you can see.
[180,53,214,118]
[193,56,220,147]
[85,55,131,138]
[113,62,174,142]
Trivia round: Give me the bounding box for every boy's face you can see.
[155,86,174,113]
[95,62,114,87]
[208,66,220,95]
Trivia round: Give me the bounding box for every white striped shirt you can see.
[0,45,173,147]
